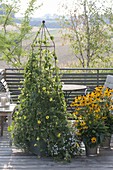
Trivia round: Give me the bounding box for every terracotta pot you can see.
[85,145,98,156]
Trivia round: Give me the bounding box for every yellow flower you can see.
[73,111,79,115]
[91,137,97,143]
[57,133,61,138]
[76,108,81,111]
[75,119,79,123]
[95,107,100,113]
[77,96,82,100]
[76,131,81,136]
[110,106,113,110]
[106,103,109,107]
[80,120,86,126]
[37,120,41,124]
[95,86,102,91]
[83,126,88,129]
[102,116,107,120]
[95,114,100,119]
[78,115,82,119]
[70,103,74,107]
[46,115,49,120]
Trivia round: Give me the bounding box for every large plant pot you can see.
[85,145,98,156]
[28,140,47,156]
[100,136,111,149]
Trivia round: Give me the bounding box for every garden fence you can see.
[0,68,113,112]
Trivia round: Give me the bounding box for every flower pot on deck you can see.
[85,145,98,156]
[100,136,111,149]
[28,140,47,156]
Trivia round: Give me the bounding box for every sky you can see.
[14,0,113,18]
[16,0,64,18]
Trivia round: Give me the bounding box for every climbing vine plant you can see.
[11,21,80,161]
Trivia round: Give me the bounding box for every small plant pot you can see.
[85,145,98,156]
[100,136,111,149]
[28,140,47,156]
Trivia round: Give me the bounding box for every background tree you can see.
[59,0,113,68]
[0,0,41,68]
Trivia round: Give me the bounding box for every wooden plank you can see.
[0,124,113,169]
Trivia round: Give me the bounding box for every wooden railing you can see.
[0,68,113,112]
[60,68,113,86]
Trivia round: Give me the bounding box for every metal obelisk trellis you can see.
[32,20,57,68]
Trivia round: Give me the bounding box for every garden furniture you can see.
[104,75,113,89]
[62,84,87,108]
[62,84,87,95]
[0,103,16,145]
[0,91,16,145]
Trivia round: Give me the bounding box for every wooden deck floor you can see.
[1,124,113,170]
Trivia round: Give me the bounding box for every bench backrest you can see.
[104,75,113,89]
[0,78,9,92]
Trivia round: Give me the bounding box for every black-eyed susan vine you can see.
[71,85,113,148]
[10,21,80,161]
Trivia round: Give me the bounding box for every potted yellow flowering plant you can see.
[71,85,113,155]
[97,86,113,148]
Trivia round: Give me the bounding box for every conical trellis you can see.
[31,20,57,68]
[12,21,80,161]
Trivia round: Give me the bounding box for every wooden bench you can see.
[0,77,9,92]
[0,77,13,137]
